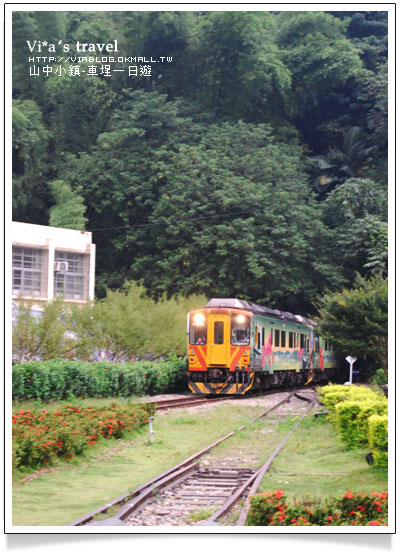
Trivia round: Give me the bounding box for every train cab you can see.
[187,299,255,395]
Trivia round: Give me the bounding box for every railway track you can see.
[70,389,317,527]
[155,395,236,411]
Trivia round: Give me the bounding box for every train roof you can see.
[205,298,317,327]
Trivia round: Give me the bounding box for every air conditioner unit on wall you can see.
[55,261,69,272]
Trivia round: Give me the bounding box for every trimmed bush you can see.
[12,357,187,401]
[247,489,388,526]
[368,415,388,468]
[317,384,388,465]
[335,398,388,448]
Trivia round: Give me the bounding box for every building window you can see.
[12,246,43,296]
[54,251,87,300]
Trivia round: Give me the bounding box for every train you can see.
[187,298,338,395]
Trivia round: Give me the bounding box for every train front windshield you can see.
[231,314,250,345]
[189,313,207,345]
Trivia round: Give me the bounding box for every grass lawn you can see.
[257,414,388,504]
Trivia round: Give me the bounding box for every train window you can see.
[289,332,293,348]
[300,334,304,349]
[275,329,280,347]
[281,331,286,347]
[325,341,328,351]
[189,314,207,344]
[315,337,319,351]
[214,321,224,345]
[231,315,250,346]
[262,327,265,346]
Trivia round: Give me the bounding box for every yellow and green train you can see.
[187,298,338,395]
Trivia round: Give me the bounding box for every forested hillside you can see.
[12,10,388,314]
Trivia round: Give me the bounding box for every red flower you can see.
[274,489,284,500]
[327,516,333,521]
[345,490,354,499]
[30,377,34,381]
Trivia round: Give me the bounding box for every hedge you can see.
[12,358,188,401]
[247,489,388,526]
[317,384,388,466]
[368,415,388,467]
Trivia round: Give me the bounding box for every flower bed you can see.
[12,402,155,470]
[247,489,388,526]
[12,358,187,401]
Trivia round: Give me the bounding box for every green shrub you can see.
[368,415,388,467]
[369,368,388,386]
[335,398,388,448]
[317,384,388,464]
[12,358,188,401]
[12,402,156,469]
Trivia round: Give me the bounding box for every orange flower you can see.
[345,490,354,499]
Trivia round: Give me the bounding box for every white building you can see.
[12,222,96,316]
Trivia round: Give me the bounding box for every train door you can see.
[208,314,230,365]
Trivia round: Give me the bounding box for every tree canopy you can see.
[12,9,388,319]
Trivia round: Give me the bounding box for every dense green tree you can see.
[329,11,388,72]
[63,90,343,310]
[12,299,71,362]
[191,11,292,125]
[45,70,116,160]
[276,12,365,116]
[48,179,87,230]
[317,275,388,372]
[12,99,51,223]
[322,178,387,281]
[310,127,378,194]
[11,9,388,317]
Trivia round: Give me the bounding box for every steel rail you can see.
[235,391,317,526]
[69,391,294,526]
[156,396,236,411]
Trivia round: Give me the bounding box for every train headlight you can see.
[193,313,205,326]
[236,315,245,324]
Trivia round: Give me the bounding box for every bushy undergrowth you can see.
[317,384,388,466]
[12,401,155,470]
[12,357,187,401]
[247,489,388,526]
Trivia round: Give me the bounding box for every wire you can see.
[87,194,387,233]
[87,210,255,232]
